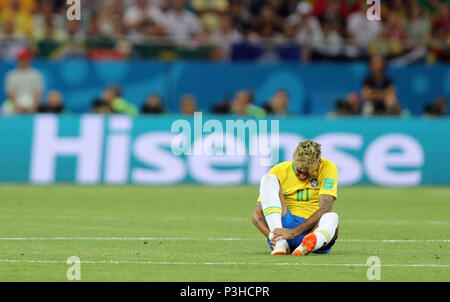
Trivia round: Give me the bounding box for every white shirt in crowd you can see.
[124,4,166,27]
[163,9,202,41]
[347,11,382,46]
[285,13,324,46]
[5,68,44,110]
[210,29,242,58]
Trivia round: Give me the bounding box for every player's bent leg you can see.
[259,174,289,255]
[292,212,339,256]
[315,225,339,254]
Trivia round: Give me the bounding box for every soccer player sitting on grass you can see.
[252,140,339,256]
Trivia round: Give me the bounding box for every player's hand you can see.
[268,232,276,248]
[270,239,276,248]
[273,228,296,240]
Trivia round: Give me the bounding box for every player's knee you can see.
[328,212,339,220]
[260,174,278,189]
[322,212,339,223]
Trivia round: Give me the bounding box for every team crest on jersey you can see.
[310,179,319,188]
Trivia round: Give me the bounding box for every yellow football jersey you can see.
[257,158,338,219]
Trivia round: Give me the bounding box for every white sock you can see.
[312,212,339,251]
[259,174,284,237]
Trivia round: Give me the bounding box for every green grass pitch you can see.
[0,185,449,282]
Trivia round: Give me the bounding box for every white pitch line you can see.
[0,237,448,243]
[0,215,447,225]
[0,259,448,268]
[343,220,448,225]
[0,237,255,241]
[341,239,450,243]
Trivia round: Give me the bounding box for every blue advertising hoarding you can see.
[1,60,449,116]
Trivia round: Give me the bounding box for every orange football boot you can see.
[292,233,317,256]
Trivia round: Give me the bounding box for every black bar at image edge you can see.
[0,282,448,299]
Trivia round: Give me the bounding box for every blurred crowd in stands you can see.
[0,0,449,62]
[1,0,448,117]
[2,47,448,117]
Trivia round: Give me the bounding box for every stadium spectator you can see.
[87,14,104,39]
[38,90,66,114]
[228,0,251,35]
[264,0,296,18]
[405,3,432,42]
[230,90,266,118]
[384,93,403,116]
[384,0,408,18]
[124,0,166,42]
[180,94,197,115]
[141,93,165,114]
[312,0,360,21]
[151,0,168,10]
[52,20,86,59]
[346,92,361,115]
[330,99,354,116]
[379,11,407,43]
[212,98,231,114]
[86,11,130,61]
[191,0,229,32]
[0,0,36,12]
[92,97,114,114]
[109,85,138,115]
[281,16,299,44]
[32,0,65,41]
[250,4,283,39]
[124,0,165,29]
[432,2,450,40]
[163,0,203,41]
[329,93,361,117]
[424,97,448,117]
[361,55,400,116]
[0,0,34,37]
[315,20,344,57]
[316,0,345,31]
[0,19,28,60]
[92,85,138,115]
[34,14,66,43]
[210,14,243,60]
[346,5,382,47]
[435,97,448,116]
[96,0,121,38]
[65,20,86,42]
[263,90,290,116]
[286,1,323,48]
[2,48,44,115]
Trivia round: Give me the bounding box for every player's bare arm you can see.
[252,203,270,238]
[272,194,335,241]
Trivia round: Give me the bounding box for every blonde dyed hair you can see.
[293,140,321,175]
